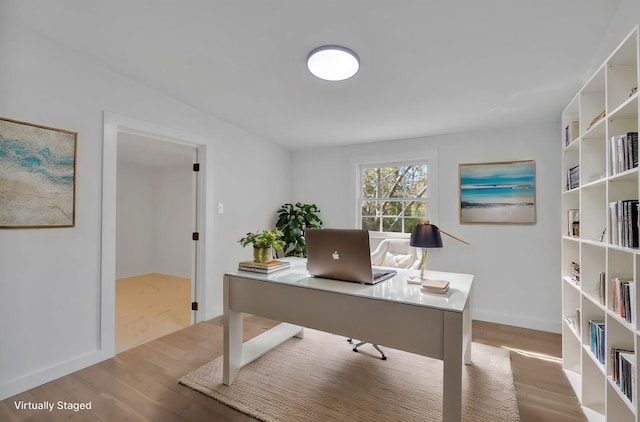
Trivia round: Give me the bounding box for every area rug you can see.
[179,329,520,422]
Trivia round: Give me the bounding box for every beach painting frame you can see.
[0,117,77,228]
[459,160,536,224]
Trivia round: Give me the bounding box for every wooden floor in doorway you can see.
[116,273,191,353]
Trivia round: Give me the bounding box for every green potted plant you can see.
[276,203,323,257]
[238,229,284,263]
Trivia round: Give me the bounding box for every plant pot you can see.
[253,246,271,263]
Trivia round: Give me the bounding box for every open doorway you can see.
[114,132,197,353]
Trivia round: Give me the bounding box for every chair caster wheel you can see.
[353,348,358,353]
[381,356,387,360]
[347,339,353,344]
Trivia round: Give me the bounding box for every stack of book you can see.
[611,348,636,403]
[570,261,580,283]
[589,319,606,365]
[609,200,639,248]
[564,121,579,146]
[238,260,291,274]
[567,209,580,237]
[420,279,449,294]
[610,277,635,324]
[599,272,606,306]
[566,165,580,190]
[609,132,639,175]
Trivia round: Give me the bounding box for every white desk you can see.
[223,259,473,422]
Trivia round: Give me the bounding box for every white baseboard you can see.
[473,309,561,334]
[0,349,111,401]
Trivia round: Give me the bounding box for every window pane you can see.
[405,201,426,217]
[379,200,399,215]
[361,201,379,217]
[361,217,379,231]
[404,218,422,234]
[361,182,377,198]
[382,217,402,233]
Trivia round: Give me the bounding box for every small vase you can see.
[253,246,271,263]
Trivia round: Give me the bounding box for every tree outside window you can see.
[360,163,428,233]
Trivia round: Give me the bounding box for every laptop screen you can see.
[305,228,396,284]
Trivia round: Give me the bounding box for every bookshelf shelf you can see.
[562,26,640,420]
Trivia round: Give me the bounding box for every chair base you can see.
[347,338,387,360]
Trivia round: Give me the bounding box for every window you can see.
[358,161,430,234]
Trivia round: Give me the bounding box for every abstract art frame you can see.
[459,160,536,224]
[0,117,77,228]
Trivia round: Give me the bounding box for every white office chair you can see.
[369,238,421,269]
[349,238,420,360]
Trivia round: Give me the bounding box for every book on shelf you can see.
[575,308,581,336]
[609,132,638,175]
[599,272,606,306]
[570,261,580,283]
[564,121,579,146]
[611,349,636,403]
[610,277,635,324]
[567,209,580,237]
[566,165,580,190]
[611,348,633,383]
[609,199,639,248]
[587,110,606,131]
[589,320,606,365]
[238,260,291,273]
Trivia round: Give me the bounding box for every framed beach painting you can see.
[459,160,536,224]
[0,117,77,228]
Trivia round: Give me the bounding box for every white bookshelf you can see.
[562,25,640,422]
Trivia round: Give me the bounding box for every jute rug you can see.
[179,329,520,421]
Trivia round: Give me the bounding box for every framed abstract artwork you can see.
[459,160,536,224]
[0,117,77,228]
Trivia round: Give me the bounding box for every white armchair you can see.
[370,238,421,269]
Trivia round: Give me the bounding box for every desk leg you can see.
[463,303,472,365]
[443,311,463,422]
[223,276,242,385]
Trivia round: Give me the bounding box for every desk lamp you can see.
[410,222,470,281]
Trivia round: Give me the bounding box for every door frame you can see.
[101,112,211,356]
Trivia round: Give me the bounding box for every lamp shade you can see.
[409,223,443,248]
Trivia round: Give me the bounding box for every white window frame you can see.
[351,150,438,241]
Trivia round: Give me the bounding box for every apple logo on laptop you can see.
[332,250,340,260]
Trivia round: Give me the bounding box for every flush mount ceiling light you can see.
[307,45,359,81]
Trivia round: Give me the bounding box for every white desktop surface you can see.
[233,257,471,313]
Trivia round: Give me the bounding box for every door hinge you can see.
[192,232,199,241]
[193,163,200,172]
[191,302,199,311]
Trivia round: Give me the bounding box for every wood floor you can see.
[0,317,585,422]
[116,273,191,353]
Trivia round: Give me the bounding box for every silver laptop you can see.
[305,228,397,284]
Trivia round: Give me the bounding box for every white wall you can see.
[292,121,561,332]
[116,161,159,277]
[116,160,194,279]
[0,17,291,400]
[587,0,640,78]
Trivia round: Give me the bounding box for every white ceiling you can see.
[7,1,623,150]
